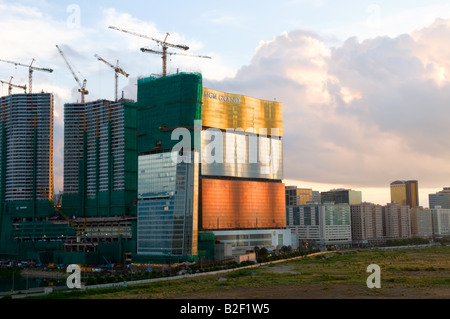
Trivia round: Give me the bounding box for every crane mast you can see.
[0,58,53,93]
[94,54,129,102]
[56,45,89,103]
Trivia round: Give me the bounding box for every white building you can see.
[287,203,352,249]
[432,206,450,237]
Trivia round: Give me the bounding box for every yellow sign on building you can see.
[202,88,283,137]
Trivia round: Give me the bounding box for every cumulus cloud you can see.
[204,19,450,191]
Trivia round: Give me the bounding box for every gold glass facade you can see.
[390,184,407,206]
[202,88,283,137]
[201,179,286,230]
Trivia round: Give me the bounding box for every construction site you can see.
[0,25,285,270]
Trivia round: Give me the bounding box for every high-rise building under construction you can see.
[135,72,289,263]
[0,93,55,256]
[62,99,137,218]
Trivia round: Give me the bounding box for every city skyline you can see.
[1,1,450,206]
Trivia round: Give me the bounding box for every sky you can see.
[1,0,450,206]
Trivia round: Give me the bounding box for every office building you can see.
[390,180,419,208]
[431,206,450,237]
[285,186,313,206]
[382,203,411,239]
[0,93,56,256]
[135,73,288,262]
[429,187,450,209]
[321,189,362,205]
[286,202,352,249]
[410,207,433,238]
[350,203,384,245]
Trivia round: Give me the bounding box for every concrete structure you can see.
[390,180,419,208]
[0,93,55,257]
[286,203,352,250]
[382,203,411,239]
[410,207,433,238]
[350,203,384,245]
[429,187,450,209]
[62,99,137,218]
[321,189,362,205]
[431,206,450,237]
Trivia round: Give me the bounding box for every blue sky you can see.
[2,0,450,205]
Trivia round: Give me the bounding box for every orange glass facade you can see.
[202,88,283,137]
[200,179,286,230]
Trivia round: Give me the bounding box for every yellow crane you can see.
[0,76,27,95]
[0,58,53,93]
[94,54,129,102]
[56,45,89,103]
[109,26,210,76]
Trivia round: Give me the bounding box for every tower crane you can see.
[0,76,27,95]
[94,54,129,102]
[0,58,53,93]
[140,47,211,70]
[56,45,89,103]
[109,26,210,76]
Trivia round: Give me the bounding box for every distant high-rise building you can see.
[382,203,411,239]
[321,189,362,205]
[429,187,450,209]
[0,93,55,255]
[350,203,384,244]
[390,180,419,208]
[285,186,298,206]
[431,206,450,237]
[285,186,313,206]
[410,207,433,238]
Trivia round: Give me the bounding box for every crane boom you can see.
[94,54,129,101]
[140,48,211,59]
[0,76,26,95]
[109,25,198,76]
[108,26,189,51]
[56,45,89,103]
[0,58,53,93]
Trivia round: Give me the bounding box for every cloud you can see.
[204,19,450,190]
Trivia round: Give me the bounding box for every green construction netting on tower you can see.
[136,72,203,154]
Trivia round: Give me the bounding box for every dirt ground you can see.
[172,283,450,299]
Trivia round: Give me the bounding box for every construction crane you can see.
[94,54,129,102]
[109,26,209,76]
[0,76,26,95]
[140,47,211,72]
[56,45,89,103]
[0,58,53,93]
